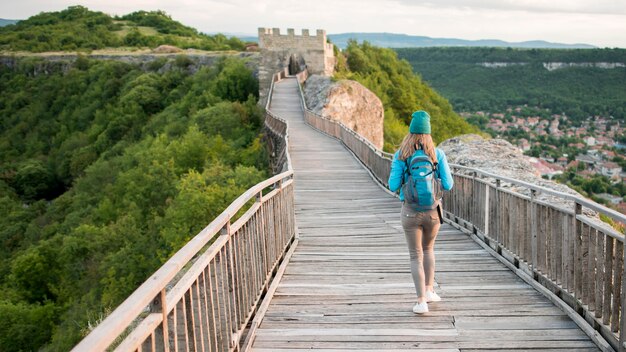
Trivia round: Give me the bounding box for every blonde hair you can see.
[398,133,437,163]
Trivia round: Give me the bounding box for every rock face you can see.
[438,134,588,213]
[303,75,384,149]
[0,52,260,76]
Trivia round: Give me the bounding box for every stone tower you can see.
[258,28,336,105]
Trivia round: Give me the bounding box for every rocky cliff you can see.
[303,74,384,150]
[0,51,259,76]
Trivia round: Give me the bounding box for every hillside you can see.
[395,47,626,122]
[0,6,245,52]
[334,41,481,151]
[237,32,595,49]
[0,55,266,351]
[328,33,595,49]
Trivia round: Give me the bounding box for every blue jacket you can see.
[388,148,454,201]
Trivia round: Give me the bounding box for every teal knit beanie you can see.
[409,110,431,134]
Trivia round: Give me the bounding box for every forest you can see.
[0,6,246,52]
[0,55,265,351]
[395,47,626,122]
[335,41,480,152]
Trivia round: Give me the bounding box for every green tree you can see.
[335,41,481,151]
[212,59,259,102]
[11,160,55,201]
[0,301,57,352]
[0,6,245,52]
[0,56,268,350]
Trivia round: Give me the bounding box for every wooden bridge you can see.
[73,69,626,352]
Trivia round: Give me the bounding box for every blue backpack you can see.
[402,154,443,211]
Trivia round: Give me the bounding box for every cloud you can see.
[1,0,625,47]
[391,0,626,15]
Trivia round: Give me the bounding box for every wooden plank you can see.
[588,225,597,311]
[555,208,563,284]
[251,340,599,349]
[538,204,547,274]
[603,236,614,326]
[575,203,583,298]
[595,230,605,319]
[253,349,460,352]
[613,243,624,332]
[563,212,572,291]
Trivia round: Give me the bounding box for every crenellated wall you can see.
[257,27,335,106]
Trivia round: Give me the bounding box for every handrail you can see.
[295,69,626,352]
[73,69,296,352]
[451,164,626,225]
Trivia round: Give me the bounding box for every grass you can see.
[112,25,159,38]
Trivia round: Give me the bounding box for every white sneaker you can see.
[412,301,429,314]
[426,290,441,303]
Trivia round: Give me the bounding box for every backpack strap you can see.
[403,156,410,184]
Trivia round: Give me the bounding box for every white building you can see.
[601,162,622,179]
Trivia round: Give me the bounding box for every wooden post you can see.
[603,236,614,326]
[574,202,583,299]
[494,179,501,244]
[256,190,268,280]
[554,208,563,285]
[219,220,238,350]
[483,185,491,236]
[226,225,240,350]
[151,289,169,352]
[595,231,605,319]
[620,228,626,352]
[470,171,476,225]
[587,226,595,310]
[537,204,546,273]
[530,189,538,272]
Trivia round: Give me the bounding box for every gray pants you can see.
[401,203,441,299]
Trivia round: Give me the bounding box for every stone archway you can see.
[288,54,305,75]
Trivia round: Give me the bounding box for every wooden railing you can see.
[447,166,626,351]
[264,67,291,174]
[295,69,626,351]
[72,70,295,352]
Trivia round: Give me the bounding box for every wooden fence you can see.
[72,70,295,352]
[447,166,626,351]
[295,69,626,351]
[264,67,291,175]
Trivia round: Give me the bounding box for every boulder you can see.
[303,74,384,150]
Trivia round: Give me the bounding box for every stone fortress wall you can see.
[258,27,335,105]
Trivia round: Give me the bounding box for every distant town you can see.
[462,106,626,214]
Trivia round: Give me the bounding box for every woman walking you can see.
[388,110,454,314]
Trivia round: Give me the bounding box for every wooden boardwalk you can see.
[250,77,601,351]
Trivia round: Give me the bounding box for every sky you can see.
[2,0,626,48]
